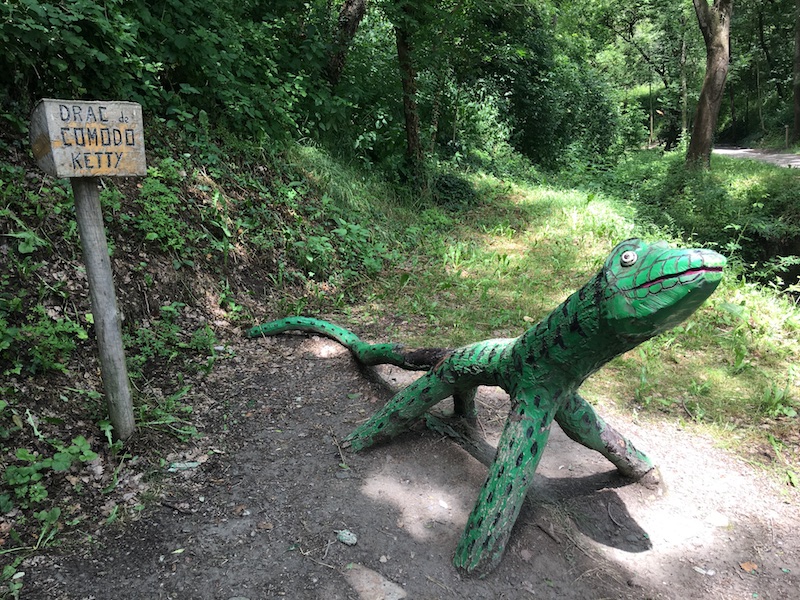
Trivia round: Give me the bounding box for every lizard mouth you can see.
[636,266,724,291]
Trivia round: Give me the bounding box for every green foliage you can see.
[1,0,329,144]
[591,150,800,284]
[3,436,97,511]
[430,173,479,210]
[1,296,88,377]
[124,302,215,378]
[1,562,24,600]
[133,172,195,255]
[0,165,89,377]
[0,424,97,596]
[759,379,797,419]
[136,386,199,442]
[0,0,155,103]
[319,0,633,171]
[289,212,398,284]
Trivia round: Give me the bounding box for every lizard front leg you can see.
[453,389,556,577]
[555,391,653,479]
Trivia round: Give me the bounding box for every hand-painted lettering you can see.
[32,99,146,177]
[58,127,137,148]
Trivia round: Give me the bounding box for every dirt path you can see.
[713,146,800,168]
[24,334,799,600]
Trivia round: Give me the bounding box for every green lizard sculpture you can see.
[247,238,725,576]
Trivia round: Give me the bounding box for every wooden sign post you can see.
[30,99,147,441]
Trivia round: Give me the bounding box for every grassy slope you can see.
[298,146,800,481]
[307,150,800,485]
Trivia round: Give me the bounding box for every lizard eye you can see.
[620,250,638,267]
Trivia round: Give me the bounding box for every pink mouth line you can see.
[637,266,724,290]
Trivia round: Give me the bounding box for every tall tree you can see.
[596,1,697,150]
[686,0,733,167]
[793,0,800,141]
[393,2,423,181]
[326,0,369,87]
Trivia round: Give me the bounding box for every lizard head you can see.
[601,238,725,340]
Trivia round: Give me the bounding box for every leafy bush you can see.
[430,173,479,209]
[590,150,800,287]
[1,0,327,143]
[2,435,97,511]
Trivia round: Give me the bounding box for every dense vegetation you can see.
[2,1,800,597]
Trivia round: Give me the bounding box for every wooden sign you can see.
[29,98,144,441]
[30,99,146,178]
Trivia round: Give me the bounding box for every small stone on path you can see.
[342,563,407,600]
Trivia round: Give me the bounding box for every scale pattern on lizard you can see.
[247,238,725,576]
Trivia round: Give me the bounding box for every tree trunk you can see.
[325,0,368,87]
[793,0,800,142]
[686,0,733,168]
[394,6,423,182]
[681,22,689,138]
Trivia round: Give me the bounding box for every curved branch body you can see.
[248,317,451,370]
[247,239,725,576]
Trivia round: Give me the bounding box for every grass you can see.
[316,153,800,483]
[585,150,800,285]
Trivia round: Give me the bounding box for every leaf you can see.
[787,470,798,488]
[34,507,61,524]
[15,448,38,462]
[740,561,758,573]
[50,452,74,471]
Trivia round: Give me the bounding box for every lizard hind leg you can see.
[453,386,478,421]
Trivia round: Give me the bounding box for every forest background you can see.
[1,1,800,596]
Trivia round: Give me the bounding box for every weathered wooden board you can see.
[30,99,146,178]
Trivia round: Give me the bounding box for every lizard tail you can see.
[247,317,451,371]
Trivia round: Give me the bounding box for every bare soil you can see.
[21,333,800,600]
